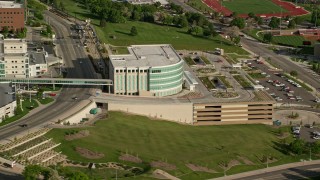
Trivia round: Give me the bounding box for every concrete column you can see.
[108,85,110,94]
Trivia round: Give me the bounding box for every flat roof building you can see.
[0,82,16,122]
[0,1,25,31]
[109,44,184,97]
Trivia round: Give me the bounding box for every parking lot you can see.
[249,60,316,106]
[299,126,320,143]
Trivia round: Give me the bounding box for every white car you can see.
[313,131,320,136]
[267,80,273,83]
[313,136,320,140]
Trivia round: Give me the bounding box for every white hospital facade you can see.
[109,44,184,97]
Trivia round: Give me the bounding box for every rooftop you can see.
[0,1,23,8]
[109,44,182,68]
[0,83,15,108]
[29,51,46,65]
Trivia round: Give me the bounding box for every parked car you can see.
[313,136,320,140]
[305,124,313,128]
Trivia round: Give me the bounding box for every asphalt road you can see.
[238,164,320,180]
[0,169,23,180]
[0,11,97,141]
[241,38,320,91]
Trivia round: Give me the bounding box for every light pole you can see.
[28,78,31,102]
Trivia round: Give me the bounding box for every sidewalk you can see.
[212,160,320,180]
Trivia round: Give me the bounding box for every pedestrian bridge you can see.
[0,78,113,86]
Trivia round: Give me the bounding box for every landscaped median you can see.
[233,75,253,88]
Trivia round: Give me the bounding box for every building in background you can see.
[0,1,25,31]
[0,35,29,78]
[109,44,184,97]
[0,82,16,122]
[29,51,48,77]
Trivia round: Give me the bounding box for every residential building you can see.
[0,1,25,31]
[0,82,16,122]
[109,44,184,97]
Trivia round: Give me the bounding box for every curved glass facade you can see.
[149,61,183,96]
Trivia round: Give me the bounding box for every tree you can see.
[288,20,296,29]
[46,25,52,35]
[263,33,273,43]
[178,15,188,28]
[232,12,238,18]
[130,26,138,36]
[100,18,106,27]
[68,171,89,180]
[269,17,280,29]
[59,1,65,11]
[37,88,44,99]
[162,15,173,25]
[203,28,211,37]
[289,139,306,155]
[248,12,255,18]
[232,36,241,45]
[290,70,298,77]
[23,165,43,180]
[131,11,141,21]
[230,17,245,29]
[2,26,9,36]
[188,26,203,35]
[254,16,263,25]
[225,26,240,39]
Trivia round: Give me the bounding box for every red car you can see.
[49,93,56,97]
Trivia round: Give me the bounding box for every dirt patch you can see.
[278,132,290,139]
[119,154,142,163]
[150,161,176,171]
[65,130,90,141]
[75,147,104,159]
[219,159,241,170]
[237,156,255,165]
[186,163,217,173]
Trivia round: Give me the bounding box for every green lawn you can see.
[199,77,215,89]
[0,99,39,127]
[233,75,253,88]
[96,21,248,53]
[187,0,215,13]
[45,111,305,179]
[37,97,54,105]
[59,0,248,53]
[272,35,308,47]
[222,0,287,14]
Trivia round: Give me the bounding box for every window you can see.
[152,70,161,73]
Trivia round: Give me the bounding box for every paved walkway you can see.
[212,160,320,180]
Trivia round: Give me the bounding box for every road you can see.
[238,164,320,180]
[0,10,96,140]
[241,38,320,91]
